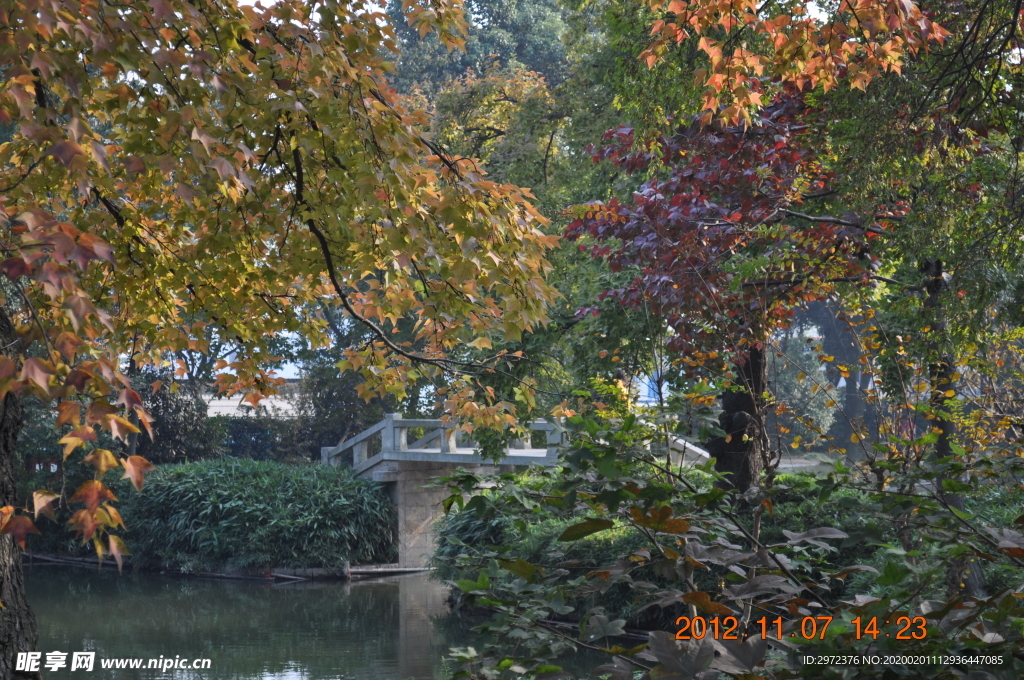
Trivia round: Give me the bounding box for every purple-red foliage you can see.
[567,94,893,362]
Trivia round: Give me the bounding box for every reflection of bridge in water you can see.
[322,414,561,567]
[391,574,451,678]
[277,574,452,679]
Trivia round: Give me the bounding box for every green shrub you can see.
[435,506,669,626]
[432,470,891,629]
[119,459,397,571]
[435,465,1024,637]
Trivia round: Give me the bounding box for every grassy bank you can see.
[111,459,397,572]
[121,456,401,573]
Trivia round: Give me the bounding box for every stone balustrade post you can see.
[381,413,406,453]
[438,427,457,453]
[355,439,369,466]
[545,421,563,455]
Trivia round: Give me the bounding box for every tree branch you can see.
[783,209,890,234]
[741,275,922,291]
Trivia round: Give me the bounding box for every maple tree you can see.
[640,0,950,124]
[566,93,903,490]
[0,0,557,670]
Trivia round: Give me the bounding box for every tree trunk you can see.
[708,346,766,491]
[126,353,139,458]
[923,259,986,598]
[0,307,41,679]
[805,300,869,459]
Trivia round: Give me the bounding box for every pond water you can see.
[26,565,459,680]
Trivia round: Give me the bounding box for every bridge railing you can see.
[321,413,562,468]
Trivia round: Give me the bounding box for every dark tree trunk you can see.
[0,308,41,679]
[840,369,871,461]
[923,259,986,598]
[708,346,766,491]
[805,300,869,459]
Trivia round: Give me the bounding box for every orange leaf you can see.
[149,380,164,395]
[1,516,40,548]
[117,388,143,411]
[121,456,155,491]
[83,449,120,476]
[67,509,98,541]
[682,591,733,616]
[61,295,100,332]
[135,407,154,439]
[54,332,83,361]
[104,503,125,529]
[20,357,54,393]
[58,435,84,459]
[69,480,117,512]
[123,156,146,175]
[0,505,14,529]
[68,425,97,442]
[90,139,110,172]
[108,535,130,571]
[629,506,690,533]
[76,233,114,264]
[44,140,85,168]
[32,490,59,521]
[55,401,82,427]
[662,518,691,534]
[107,415,140,442]
[86,400,119,424]
[63,368,94,393]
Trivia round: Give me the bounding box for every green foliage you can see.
[15,394,61,473]
[119,459,396,571]
[288,345,391,463]
[386,0,569,95]
[561,0,703,137]
[432,64,564,193]
[435,471,895,626]
[435,503,658,624]
[434,414,1024,679]
[768,327,839,451]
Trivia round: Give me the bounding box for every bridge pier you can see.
[322,414,561,569]
[383,461,473,568]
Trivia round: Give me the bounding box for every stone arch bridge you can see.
[322,414,562,568]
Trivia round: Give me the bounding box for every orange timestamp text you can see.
[674,615,930,641]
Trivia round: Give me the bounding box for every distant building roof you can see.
[202,394,298,418]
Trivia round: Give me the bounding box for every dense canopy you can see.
[4,0,1024,677]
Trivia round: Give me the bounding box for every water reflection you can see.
[26,565,454,680]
